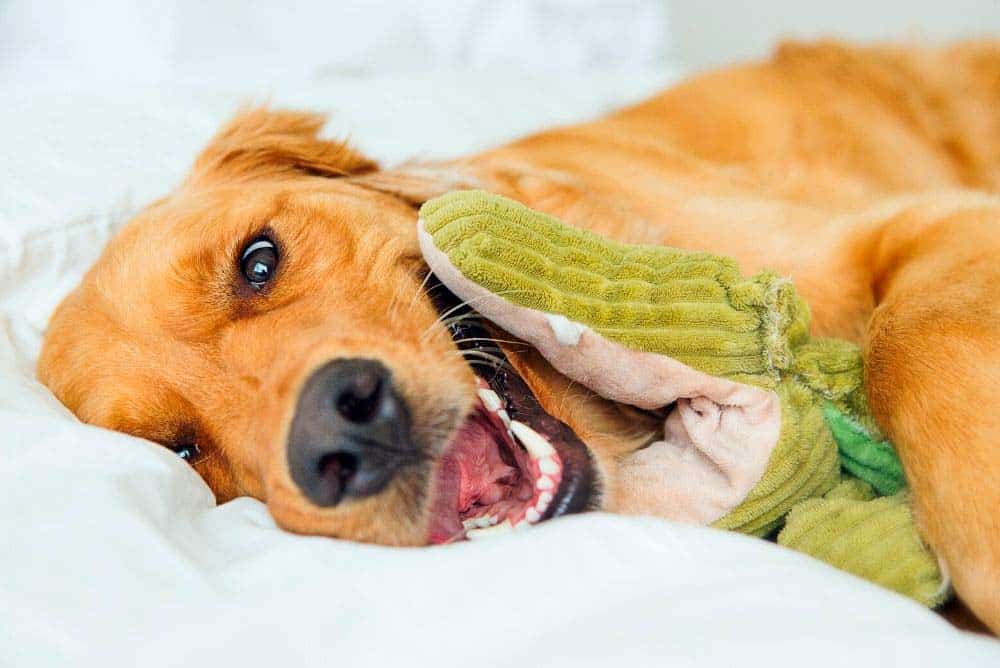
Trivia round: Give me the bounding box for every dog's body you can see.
[39,41,1000,630]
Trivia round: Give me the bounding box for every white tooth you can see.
[538,492,553,507]
[526,508,541,523]
[488,515,499,526]
[477,388,502,412]
[510,420,555,458]
[497,409,511,427]
[512,519,531,531]
[462,518,478,530]
[536,476,554,491]
[538,457,559,475]
[475,516,492,528]
[466,519,512,539]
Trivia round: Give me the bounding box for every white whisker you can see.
[456,349,515,373]
[407,270,436,314]
[452,336,527,348]
[438,313,479,329]
[419,288,535,342]
[466,359,515,375]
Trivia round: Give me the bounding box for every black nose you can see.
[287,358,417,507]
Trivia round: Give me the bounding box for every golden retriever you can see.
[38,41,1000,631]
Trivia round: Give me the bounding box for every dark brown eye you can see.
[240,238,278,287]
[173,443,201,462]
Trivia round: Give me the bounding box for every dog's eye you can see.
[173,443,201,462]
[240,238,278,288]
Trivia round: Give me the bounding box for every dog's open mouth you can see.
[425,277,597,544]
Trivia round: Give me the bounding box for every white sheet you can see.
[2,74,998,667]
[0,0,669,85]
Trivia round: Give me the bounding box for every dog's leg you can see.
[863,195,1000,630]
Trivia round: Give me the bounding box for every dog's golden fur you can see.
[38,41,1000,630]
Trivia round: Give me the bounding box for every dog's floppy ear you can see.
[187,107,377,185]
[347,162,483,206]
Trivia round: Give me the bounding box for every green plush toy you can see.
[418,190,948,608]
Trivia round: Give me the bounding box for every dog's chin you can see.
[423,280,598,544]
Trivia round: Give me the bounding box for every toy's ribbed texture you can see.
[421,190,810,389]
[419,190,947,608]
[824,476,877,501]
[778,491,948,607]
[790,339,874,431]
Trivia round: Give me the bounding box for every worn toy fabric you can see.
[418,190,948,607]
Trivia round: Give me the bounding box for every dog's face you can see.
[38,109,660,545]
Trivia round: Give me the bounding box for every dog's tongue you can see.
[426,410,533,544]
[451,414,520,510]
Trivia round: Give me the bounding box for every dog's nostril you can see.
[315,451,359,506]
[335,372,383,423]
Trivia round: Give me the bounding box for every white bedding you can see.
[2,74,999,667]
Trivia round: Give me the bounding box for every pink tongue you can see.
[427,409,539,544]
[453,416,518,512]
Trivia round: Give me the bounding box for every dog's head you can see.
[38,108,658,545]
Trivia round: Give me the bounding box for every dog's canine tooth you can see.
[525,508,542,523]
[510,420,555,458]
[466,519,513,539]
[536,476,555,491]
[477,388,503,412]
[497,409,511,427]
[538,457,559,475]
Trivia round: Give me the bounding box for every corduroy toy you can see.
[418,190,949,607]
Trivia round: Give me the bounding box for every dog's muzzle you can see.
[285,358,420,507]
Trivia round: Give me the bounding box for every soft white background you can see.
[2,2,999,666]
[3,0,999,84]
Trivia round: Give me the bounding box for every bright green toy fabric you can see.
[418,190,948,607]
[824,403,907,496]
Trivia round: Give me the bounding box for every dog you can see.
[38,40,1000,631]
